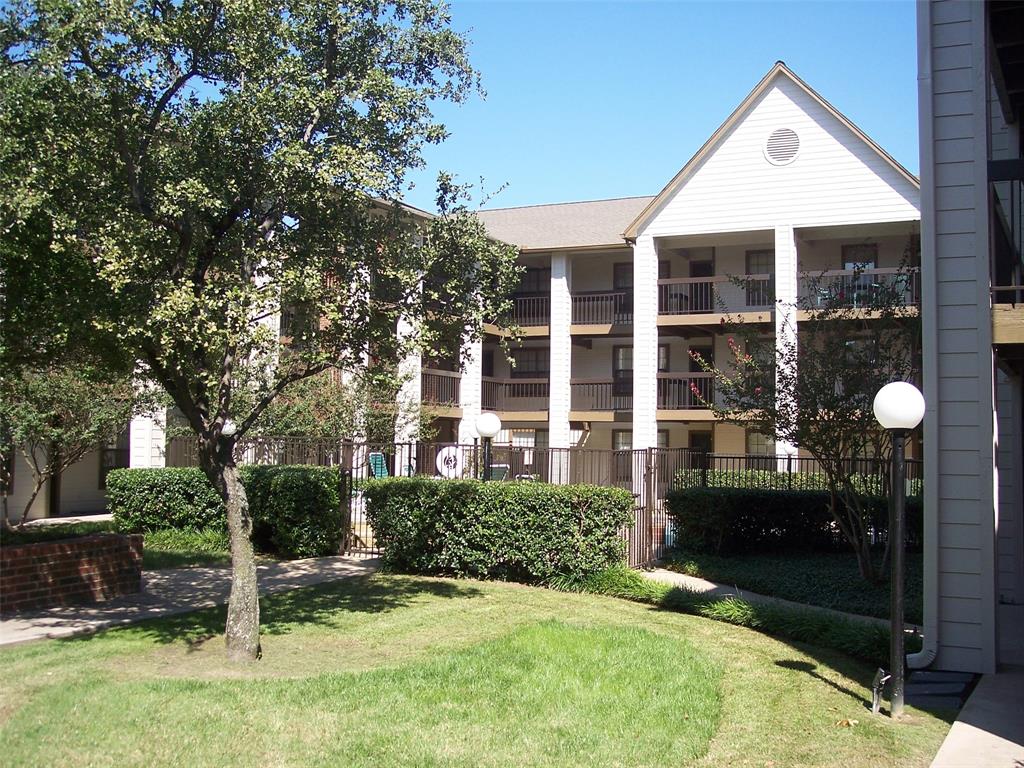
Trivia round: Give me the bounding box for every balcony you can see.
[798,268,920,309]
[658,275,774,315]
[570,379,633,411]
[481,377,550,412]
[510,295,550,327]
[657,373,714,410]
[571,292,632,325]
[420,369,461,407]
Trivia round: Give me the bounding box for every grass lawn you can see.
[664,549,924,625]
[1,521,233,570]
[0,575,950,767]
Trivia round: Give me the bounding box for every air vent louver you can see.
[765,128,800,165]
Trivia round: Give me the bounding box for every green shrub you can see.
[665,486,922,555]
[363,478,634,583]
[245,465,344,559]
[109,465,344,559]
[550,565,913,665]
[674,467,924,497]
[108,468,225,532]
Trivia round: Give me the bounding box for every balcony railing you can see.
[571,292,632,325]
[799,268,920,308]
[511,295,550,327]
[657,373,714,409]
[658,274,774,315]
[481,377,550,411]
[570,379,633,411]
[420,368,461,407]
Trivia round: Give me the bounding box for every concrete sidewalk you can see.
[645,567,896,629]
[0,555,382,647]
[929,666,1024,767]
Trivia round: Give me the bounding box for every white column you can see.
[548,253,572,448]
[632,235,659,449]
[129,410,166,468]
[774,224,799,464]
[548,253,572,482]
[458,337,483,444]
[394,317,421,446]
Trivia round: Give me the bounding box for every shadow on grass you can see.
[774,659,869,708]
[61,575,485,648]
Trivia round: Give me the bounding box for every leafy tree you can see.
[692,255,921,583]
[1,0,519,661]
[0,364,158,528]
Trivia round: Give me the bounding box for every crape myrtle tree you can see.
[0,0,520,661]
[691,252,921,583]
[0,363,159,528]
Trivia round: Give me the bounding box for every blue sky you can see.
[402,0,919,212]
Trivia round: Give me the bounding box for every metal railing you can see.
[658,274,774,315]
[570,379,633,411]
[420,369,461,407]
[799,268,920,309]
[481,377,550,411]
[656,373,713,409]
[571,291,631,324]
[510,295,550,327]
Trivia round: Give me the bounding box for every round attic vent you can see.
[764,128,800,165]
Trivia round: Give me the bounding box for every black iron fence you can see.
[164,437,922,567]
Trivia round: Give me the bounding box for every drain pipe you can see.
[908,1,937,671]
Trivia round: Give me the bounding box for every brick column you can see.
[632,235,659,449]
[774,224,799,464]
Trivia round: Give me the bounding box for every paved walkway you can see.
[930,665,1024,768]
[0,555,381,647]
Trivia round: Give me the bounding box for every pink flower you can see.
[754,386,762,395]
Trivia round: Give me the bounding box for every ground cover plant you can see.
[0,575,951,767]
[665,549,924,625]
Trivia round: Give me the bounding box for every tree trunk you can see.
[202,455,261,662]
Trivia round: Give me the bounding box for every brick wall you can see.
[1,533,143,614]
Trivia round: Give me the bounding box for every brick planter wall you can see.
[1,533,143,614]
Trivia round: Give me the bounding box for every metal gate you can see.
[339,468,381,556]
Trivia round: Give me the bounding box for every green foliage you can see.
[0,364,158,525]
[142,528,232,570]
[665,486,922,555]
[0,520,115,547]
[674,467,924,497]
[363,478,634,582]
[665,550,924,625]
[109,468,226,533]
[551,565,914,665]
[244,465,343,559]
[109,466,343,559]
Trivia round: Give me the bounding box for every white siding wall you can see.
[919,0,998,673]
[638,76,919,238]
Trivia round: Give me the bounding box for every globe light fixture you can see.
[873,381,926,431]
[873,380,924,720]
[474,412,502,481]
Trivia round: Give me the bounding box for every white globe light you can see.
[222,419,238,437]
[873,382,925,431]
[475,411,502,439]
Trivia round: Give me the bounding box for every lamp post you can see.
[475,412,502,481]
[872,381,925,719]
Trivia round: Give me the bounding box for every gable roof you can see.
[622,61,921,240]
[476,196,653,251]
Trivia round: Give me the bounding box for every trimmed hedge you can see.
[665,486,923,555]
[362,478,634,583]
[107,465,345,559]
[674,467,924,497]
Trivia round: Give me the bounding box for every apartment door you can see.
[689,260,714,312]
[689,431,713,471]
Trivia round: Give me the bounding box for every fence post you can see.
[338,467,353,554]
[645,447,656,565]
[700,451,709,489]
[787,452,793,490]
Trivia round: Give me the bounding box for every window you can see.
[613,346,633,396]
[517,267,550,296]
[612,430,632,451]
[658,430,669,449]
[746,431,775,455]
[688,344,712,372]
[510,347,549,378]
[482,349,495,378]
[658,345,670,373]
[613,263,633,291]
[99,427,131,489]
[842,243,878,271]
